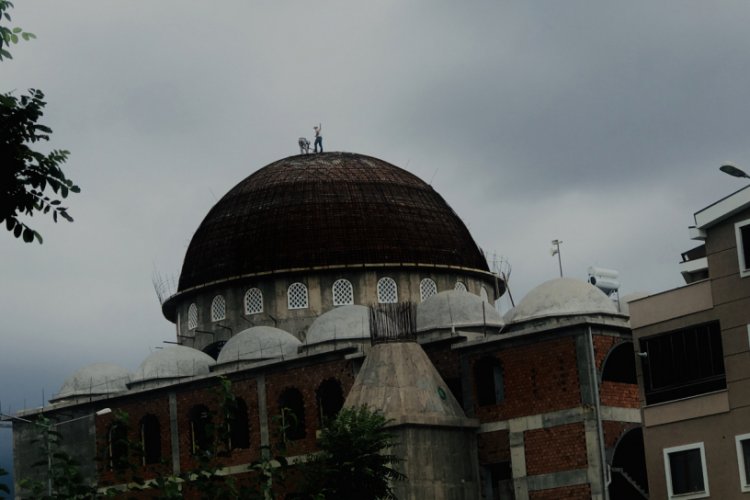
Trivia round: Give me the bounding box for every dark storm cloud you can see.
[2,3,750,472]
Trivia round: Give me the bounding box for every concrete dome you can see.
[306,305,371,345]
[173,152,489,294]
[131,345,215,386]
[52,363,130,402]
[417,290,504,332]
[510,278,618,323]
[217,326,301,364]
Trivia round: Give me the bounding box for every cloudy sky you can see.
[3,0,750,478]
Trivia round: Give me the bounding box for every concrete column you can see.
[168,392,180,475]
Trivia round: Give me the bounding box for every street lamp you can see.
[551,239,563,277]
[720,164,750,179]
[1,408,111,495]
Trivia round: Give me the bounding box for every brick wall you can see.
[524,422,587,475]
[529,484,591,499]
[265,359,355,456]
[602,420,635,450]
[477,430,510,464]
[593,335,617,371]
[600,380,639,408]
[472,337,582,421]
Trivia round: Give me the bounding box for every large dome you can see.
[177,152,489,292]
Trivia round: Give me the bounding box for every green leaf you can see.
[13,224,22,238]
[34,231,43,244]
[10,33,17,43]
[22,227,33,242]
[12,26,21,33]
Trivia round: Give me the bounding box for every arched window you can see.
[419,278,438,302]
[332,279,354,306]
[108,422,129,470]
[602,342,637,384]
[279,388,306,441]
[228,398,250,450]
[475,356,504,406]
[288,283,309,310]
[244,288,264,315]
[455,281,468,293]
[140,414,161,465]
[316,378,344,425]
[189,405,212,455]
[188,303,198,330]
[211,295,226,322]
[480,286,489,303]
[377,277,398,304]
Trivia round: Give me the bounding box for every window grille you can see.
[244,288,263,315]
[332,279,354,306]
[211,295,226,322]
[188,303,198,330]
[455,281,467,292]
[735,219,750,278]
[419,278,437,302]
[288,282,309,309]
[377,277,398,304]
[480,286,489,303]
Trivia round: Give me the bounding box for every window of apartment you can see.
[640,321,725,405]
[663,443,709,499]
[287,282,309,310]
[736,219,750,278]
[210,295,226,322]
[736,433,750,492]
[419,278,438,302]
[377,277,398,304]
[244,288,263,315]
[332,279,354,306]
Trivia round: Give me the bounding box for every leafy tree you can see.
[298,406,405,500]
[1,0,79,244]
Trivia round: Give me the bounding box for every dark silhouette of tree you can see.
[1,0,79,244]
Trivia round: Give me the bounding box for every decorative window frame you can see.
[210,295,226,322]
[663,442,709,500]
[419,278,438,302]
[187,303,198,330]
[735,218,750,278]
[736,433,750,493]
[455,281,468,292]
[377,277,398,304]
[288,282,309,310]
[332,279,354,306]
[244,288,264,315]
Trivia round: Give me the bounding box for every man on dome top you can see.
[313,123,323,153]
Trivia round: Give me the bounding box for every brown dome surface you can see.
[177,152,489,292]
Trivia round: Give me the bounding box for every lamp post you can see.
[1,408,111,496]
[720,164,750,179]
[551,239,563,277]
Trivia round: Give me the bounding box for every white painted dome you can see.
[306,305,371,345]
[510,278,618,323]
[217,326,301,364]
[131,345,215,386]
[52,363,130,402]
[416,290,503,332]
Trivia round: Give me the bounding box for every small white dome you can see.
[511,278,618,323]
[306,305,371,345]
[217,326,301,364]
[131,345,215,386]
[417,290,504,332]
[52,363,130,402]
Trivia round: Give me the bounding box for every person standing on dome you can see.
[313,123,323,153]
